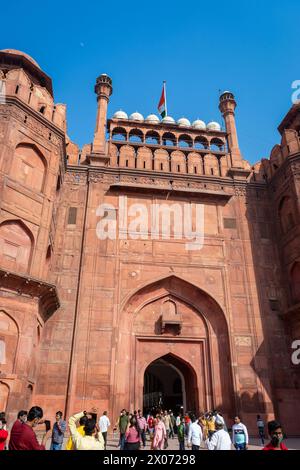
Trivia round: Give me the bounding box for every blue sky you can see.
[2,0,299,163]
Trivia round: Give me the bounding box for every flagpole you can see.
[163,80,168,116]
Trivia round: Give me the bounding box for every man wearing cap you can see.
[206,418,232,450]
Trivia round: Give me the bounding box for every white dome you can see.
[192,119,206,130]
[129,112,144,121]
[113,110,128,120]
[177,117,191,127]
[207,121,221,131]
[145,114,160,123]
[162,116,175,124]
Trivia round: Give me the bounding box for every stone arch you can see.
[111,126,127,141]
[124,275,229,338]
[210,137,225,151]
[0,310,19,374]
[121,274,225,318]
[109,143,119,167]
[170,150,186,173]
[187,152,203,174]
[145,130,160,145]
[154,149,169,172]
[204,153,220,176]
[0,219,34,273]
[162,132,177,146]
[11,143,47,192]
[162,298,177,316]
[114,275,234,419]
[143,353,199,412]
[194,135,209,149]
[137,147,153,170]
[178,134,193,148]
[119,145,135,168]
[5,69,31,101]
[129,128,144,143]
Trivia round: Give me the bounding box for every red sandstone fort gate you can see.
[111,275,235,421]
[1,49,300,436]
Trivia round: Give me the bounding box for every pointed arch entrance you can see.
[143,353,198,413]
[112,275,234,421]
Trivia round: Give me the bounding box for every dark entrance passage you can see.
[143,353,198,414]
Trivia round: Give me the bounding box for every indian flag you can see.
[158,81,167,118]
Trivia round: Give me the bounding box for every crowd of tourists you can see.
[0,407,288,451]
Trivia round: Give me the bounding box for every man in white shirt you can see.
[99,411,110,449]
[187,416,203,450]
[232,416,249,450]
[206,419,232,450]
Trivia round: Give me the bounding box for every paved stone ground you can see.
[45,433,300,450]
[105,433,300,451]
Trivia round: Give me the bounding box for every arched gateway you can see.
[111,275,235,421]
[143,353,198,413]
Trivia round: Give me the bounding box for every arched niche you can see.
[10,143,47,192]
[0,310,19,374]
[0,219,34,273]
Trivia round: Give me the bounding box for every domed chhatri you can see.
[220,90,234,99]
[192,119,206,130]
[177,117,191,127]
[162,116,175,124]
[113,110,128,120]
[207,121,221,131]
[129,112,144,121]
[1,48,41,69]
[145,114,160,123]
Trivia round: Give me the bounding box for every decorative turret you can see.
[219,91,243,167]
[92,74,113,160]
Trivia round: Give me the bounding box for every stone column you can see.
[219,91,243,167]
[92,74,113,156]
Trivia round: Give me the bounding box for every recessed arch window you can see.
[111,127,127,141]
[0,310,19,374]
[162,132,176,146]
[129,128,144,143]
[210,137,225,152]
[178,134,193,148]
[145,130,160,145]
[0,220,34,273]
[194,136,209,149]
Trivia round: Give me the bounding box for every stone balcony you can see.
[107,118,230,177]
